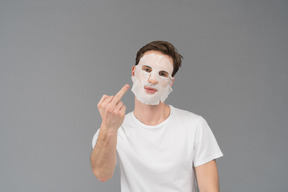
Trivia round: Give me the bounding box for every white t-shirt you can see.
[92,105,223,192]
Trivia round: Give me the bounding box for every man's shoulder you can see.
[172,105,202,121]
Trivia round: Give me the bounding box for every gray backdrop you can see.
[1,0,287,192]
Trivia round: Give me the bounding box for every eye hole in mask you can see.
[140,65,173,81]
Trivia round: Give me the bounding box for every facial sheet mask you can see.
[131,53,174,105]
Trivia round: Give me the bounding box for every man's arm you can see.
[90,84,129,182]
[90,125,118,182]
[195,160,220,192]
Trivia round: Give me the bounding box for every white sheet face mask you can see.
[131,53,174,105]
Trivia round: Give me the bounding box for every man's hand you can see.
[97,84,130,134]
[91,84,130,182]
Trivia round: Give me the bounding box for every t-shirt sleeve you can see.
[193,116,223,167]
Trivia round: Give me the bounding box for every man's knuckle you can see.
[97,101,103,107]
[99,103,104,108]
[107,107,113,113]
[101,95,108,100]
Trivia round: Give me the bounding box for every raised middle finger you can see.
[111,84,130,105]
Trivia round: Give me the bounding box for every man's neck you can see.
[133,98,171,126]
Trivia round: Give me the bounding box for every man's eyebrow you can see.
[142,65,152,68]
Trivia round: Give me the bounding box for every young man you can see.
[91,41,223,192]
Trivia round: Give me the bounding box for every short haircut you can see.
[135,41,183,77]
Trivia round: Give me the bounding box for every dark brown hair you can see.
[135,41,183,77]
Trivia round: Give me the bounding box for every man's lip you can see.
[144,86,158,92]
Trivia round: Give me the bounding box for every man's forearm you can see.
[90,126,118,182]
[195,160,220,192]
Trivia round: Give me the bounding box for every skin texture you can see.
[91,50,221,191]
[195,160,220,192]
[90,84,130,182]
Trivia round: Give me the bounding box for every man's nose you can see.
[148,73,158,84]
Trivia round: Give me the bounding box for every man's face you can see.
[131,51,174,105]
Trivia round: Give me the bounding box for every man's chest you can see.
[117,125,195,175]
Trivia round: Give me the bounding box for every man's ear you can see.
[132,66,136,76]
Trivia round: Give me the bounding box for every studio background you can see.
[1,0,287,192]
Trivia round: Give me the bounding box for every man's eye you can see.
[159,71,168,77]
[142,67,152,72]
